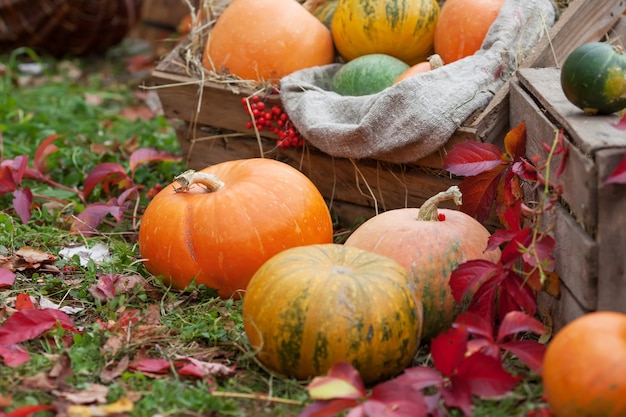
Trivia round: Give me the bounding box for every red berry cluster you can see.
[241,95,304,150]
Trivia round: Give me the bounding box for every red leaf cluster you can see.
[300,310,546,417]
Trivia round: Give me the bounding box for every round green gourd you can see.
[331,53,410,96]
[560,42,626,115]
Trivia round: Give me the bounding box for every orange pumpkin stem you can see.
[417,185,462,221]
[172,169,225,193]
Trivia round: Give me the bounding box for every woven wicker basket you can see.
[0,0,143,56]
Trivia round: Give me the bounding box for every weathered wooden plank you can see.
[517,67,626,154]
[542,205,599,311]
[596,148,626,312]
[472,0,626,145]
[509,80,597,231]
[537,280,591,334]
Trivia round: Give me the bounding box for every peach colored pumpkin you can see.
[344,186,500,340]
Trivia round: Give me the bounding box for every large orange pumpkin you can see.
[543,311,626,417]
[138,159,334,298]
[242,243,422,385]
[344,186,500,340]
[203,0,335,83]
[433,0,505,64]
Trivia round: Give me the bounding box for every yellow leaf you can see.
[307,377,363,400]
[66,397,134,417]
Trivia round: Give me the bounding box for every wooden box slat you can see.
[510,67,626,326]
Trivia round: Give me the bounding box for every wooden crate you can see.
[150,0,625,226]
[510,66,626,330]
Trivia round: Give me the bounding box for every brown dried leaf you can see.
[100,355,130,383]
[55,383,109,404]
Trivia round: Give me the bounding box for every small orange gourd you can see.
[203,0,335,83]
[138,159,334,298]
[344,186,500,340]
[434,0,505,63]
[393,54,444,84]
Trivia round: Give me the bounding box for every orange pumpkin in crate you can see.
[543,311,626,417]
[203,0,335,83]
[344,186,500,340]
[434,0,505,63]
[138,159,334,298]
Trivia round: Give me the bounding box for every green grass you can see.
[0,44,547,416]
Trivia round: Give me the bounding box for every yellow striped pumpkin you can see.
[242,243,422,385]
[331,0,440,65]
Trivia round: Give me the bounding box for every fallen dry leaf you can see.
[99,355,130,383]
[55,383,109,404]
[15,246,56,266]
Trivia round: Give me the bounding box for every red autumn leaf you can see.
[0,165,17,193]
[12,188,33,224]
[496,311,546,341]
[396,366,443,391]
[443,141,505,177]
[130,358,172,373]
[4,405,56,417]
[0,268,16,288]
[82,162,132,200]
[431,326,469,378]
[440,377,473,417]
[15,293,35,311]
[613,113,626,130]
[298,399,360,417]
[456,352,520,398]
[522,233,556,271]
[33,134,60,173]
[0,309,75,345]
[94,274,118,299]
[367,378,428,416]
[501,339,546,375]
[504,121,526,160]
[71,199,131,234]
[459,166,507,223]
[604,152,626,185]
[499,227,532,267]
[10,155,28,184]
[0,343,30,367]
[307,361,367,400]
[129,148,182,178]
[498,273,537,319]
[449,259,500,307]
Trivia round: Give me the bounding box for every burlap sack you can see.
[279,0,556,163]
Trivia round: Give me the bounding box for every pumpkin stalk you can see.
[417,186,462,221]
[172,170,225,193]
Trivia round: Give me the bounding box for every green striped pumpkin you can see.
[312,0,338,30]
[331,0,440,65]
[242,243,422,385]
[560,42,626,115]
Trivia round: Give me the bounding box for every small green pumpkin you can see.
[331,53,410,96]
[560,42,626,115]
[242,243,422,385]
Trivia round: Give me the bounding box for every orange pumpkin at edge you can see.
[434,0,506,64]
[203,0,335,83]
[138,158,334,298]
[344,186,501,340]
[542,311,626,417]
